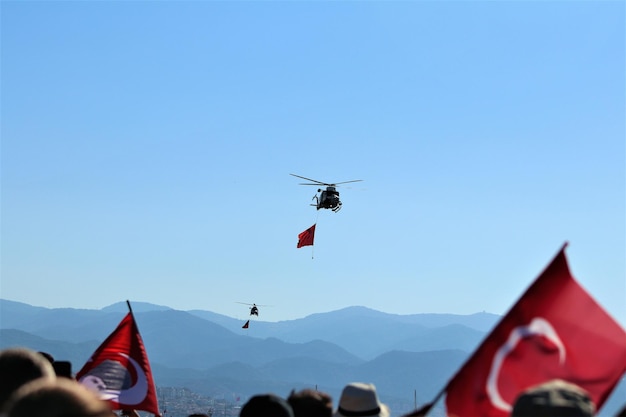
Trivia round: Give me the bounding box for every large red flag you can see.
[76,311,161,416]
[297,224,316,248]
[445,245,626,417]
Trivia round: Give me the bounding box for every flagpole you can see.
[312,213,318,260]
[124,299,140,417]
[401,387,444,417]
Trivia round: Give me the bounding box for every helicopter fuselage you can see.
[317,187,341,211]
[291,174,361,213]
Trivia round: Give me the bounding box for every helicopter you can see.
[236,302,268,316]
[290,174,363,212]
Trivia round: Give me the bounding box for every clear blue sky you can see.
[2,1,624,327]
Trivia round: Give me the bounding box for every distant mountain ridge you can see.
[0,299,498,360]
[0,298,495,415]
[1,299,624,417]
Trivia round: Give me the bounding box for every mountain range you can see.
[1,299,624,417]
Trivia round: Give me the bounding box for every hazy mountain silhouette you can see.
[1,299,624,417]
[187,305,498,359]
[0,298,485,412]
[1,300,498,360]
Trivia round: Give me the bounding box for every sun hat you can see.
[333,383,389,417]
[240,394,294,417]
[511,379,595,417]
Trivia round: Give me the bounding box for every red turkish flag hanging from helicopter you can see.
[297,224,316,248]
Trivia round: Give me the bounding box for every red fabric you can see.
[445,246,626,417]
[242,320,250,329]
[297,224,316,248]
[76,313,161,416]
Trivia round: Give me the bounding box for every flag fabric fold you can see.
[297,224,316,248]
[444,245,626,417]
[76,311,161,416]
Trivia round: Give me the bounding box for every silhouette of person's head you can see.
[334,383,389,417]
[5,378,115,417]
[0,348,56,412]
[241,394,293,417]
[511,379,595,417]
[288,389,332,417]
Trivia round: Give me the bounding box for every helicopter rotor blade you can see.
[289,174,330,186]
[235,302,272,307]
[290,174,364,187]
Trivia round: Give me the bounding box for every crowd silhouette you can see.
[1,346,624,417]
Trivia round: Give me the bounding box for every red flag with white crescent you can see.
[76,312,161,416]
[297,224,316,248]
[445,245,626,417]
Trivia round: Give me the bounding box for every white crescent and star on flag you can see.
[486,317,566,412]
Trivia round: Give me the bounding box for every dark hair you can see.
[38,352,55,364]
[287,389,333,417]
[241,394,293,417]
